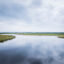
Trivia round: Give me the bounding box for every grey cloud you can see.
[31,0,42,8]
[0,0,64,32]
[0,0,31,23]
[0,4,28,19]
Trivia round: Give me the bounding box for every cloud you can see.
[0,0,64,32]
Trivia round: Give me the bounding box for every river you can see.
[0,35,64,64]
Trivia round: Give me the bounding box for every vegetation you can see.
[58,35,64,38]
[0,35,15,42]
[0,32,64,38]
[17,33,64,38]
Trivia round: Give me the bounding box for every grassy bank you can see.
[0,35,15,42]
[58,35,64,38]
[0,32,64,38]
[17,33,64,38]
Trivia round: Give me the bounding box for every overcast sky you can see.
[0,0,64,32]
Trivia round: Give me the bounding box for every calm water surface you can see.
[0,35,64,64]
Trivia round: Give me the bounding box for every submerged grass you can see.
[0,35,15,42]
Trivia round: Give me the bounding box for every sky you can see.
[0,0,64,32]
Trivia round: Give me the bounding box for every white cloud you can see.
[0,0,64,32]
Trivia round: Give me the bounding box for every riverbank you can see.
[58,35,64,38]
[0,35,15,42]
[0,32,64,38]
[17,33,64,38]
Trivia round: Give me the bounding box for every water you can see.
[0,35,64,64]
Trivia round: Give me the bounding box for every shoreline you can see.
[0,35,15,42]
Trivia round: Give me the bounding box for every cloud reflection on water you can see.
[0,35,64,64]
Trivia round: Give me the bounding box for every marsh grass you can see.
[58,35,64,38]
[0,35,15,42]
[17,33,64,38]
[0,33,64,40]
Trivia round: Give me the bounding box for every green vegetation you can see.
[0,35,15,42]
[0,32,64,38]
[58,35,64,38]
[17,33,64,38]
